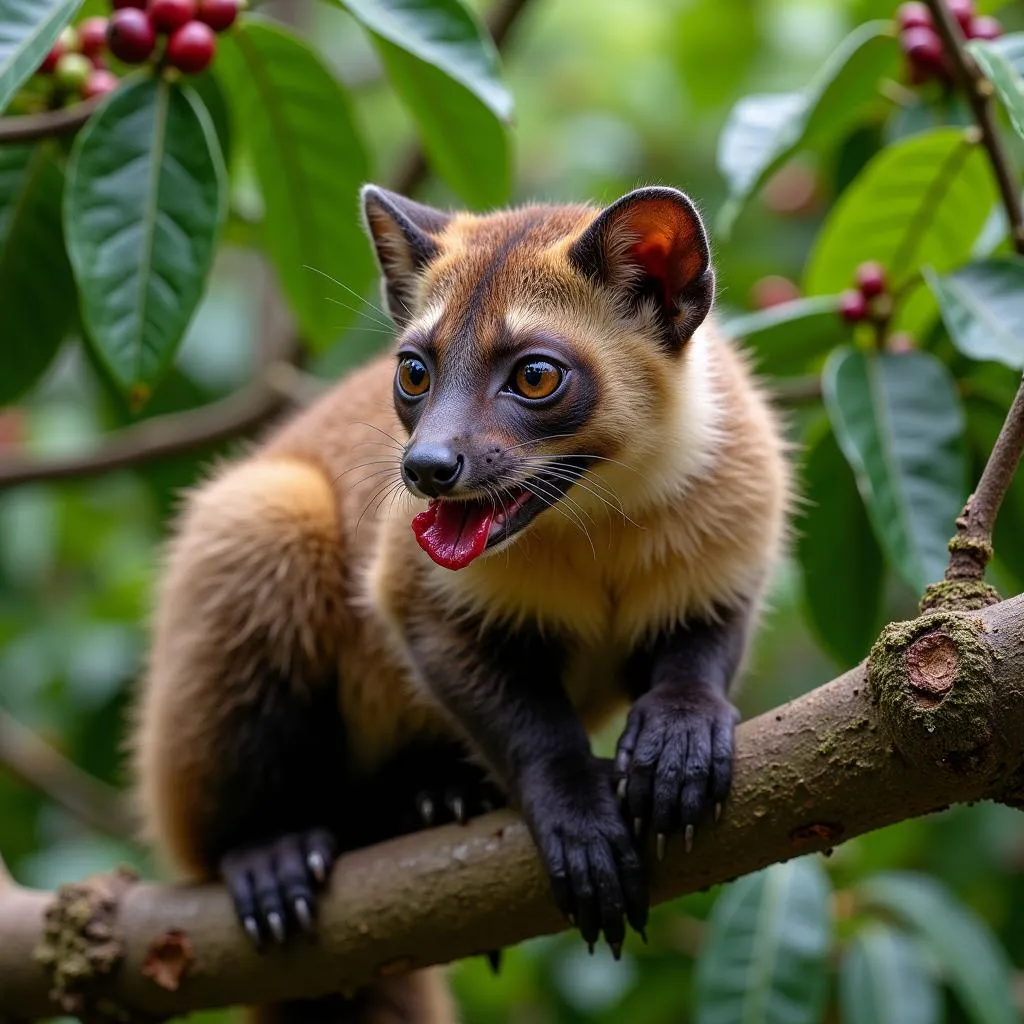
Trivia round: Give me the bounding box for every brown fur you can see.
[131,193,790,1024]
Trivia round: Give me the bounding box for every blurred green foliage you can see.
[3,0,1024,1021]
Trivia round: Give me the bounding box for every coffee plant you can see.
[2,0,1024,1022]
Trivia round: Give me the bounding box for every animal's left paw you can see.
[615,688,739,855]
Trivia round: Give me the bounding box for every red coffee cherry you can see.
[77,17,108,57]
[896,2,932,30]
[147,0,197,33]
[854,261,886,299]
[83,68,119,99]
[39,42,63,73]
[106,8,156,63]
[166,20,216,73]
[900,26,946,77]
[196,0,238,31]
[967,15,1002,40]
[839,289,869,323]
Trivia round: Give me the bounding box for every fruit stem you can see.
[923,0,1024,250]
[924,0,1024,585]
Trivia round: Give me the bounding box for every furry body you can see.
[132,187,790,1023]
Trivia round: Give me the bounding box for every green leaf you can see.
[925,259,1024,370]
[839,923,941,1024]
[822,347,966,594]
[988,31,1024,75]
[717,22,897,235]
[694,858,833,1024]
[859,872,1017,1024]
[797,425,884,667]
[368,34,510,208]
[0,144,75,404]
[805,128,998,337]
[332,0,512,207]
[335,0,511,121]
[0,0,82,114]
[720,295,844,378]
[216,18,374,351]
[0,146,73,392]
[64,76,225,402]
[968,41,1024,141]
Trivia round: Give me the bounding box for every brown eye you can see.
[397,357,430,398]
[513,359,563,400]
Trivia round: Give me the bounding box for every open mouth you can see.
[410,472,579,571]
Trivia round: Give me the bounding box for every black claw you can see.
[656,833,666,861]
[633,817,643,838]
[267,910,287,945]
[587,941,595,955]
[417,794,435,826]
[243,915,262,950]
[610,941,622,961]
[486,949,503,975]
[307,851,327,884]
[616,777,627,805]
[293,897,315,935]
[639,929,648,945]
[451,795,466,823]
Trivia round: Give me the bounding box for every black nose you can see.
[403,444,464,496]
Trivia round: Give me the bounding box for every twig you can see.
[925,0,1024,582]
[388,0,536,196]
[769,375,822,406]
[924,0,1024,250]
[0,97,101,145]
[0,710,135,839]
[0,360,297,490]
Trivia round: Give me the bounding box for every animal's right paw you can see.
[525,760,648,956]
[219,827,337,950]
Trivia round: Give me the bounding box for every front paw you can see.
[525,760,648,955]
[615,688,738,853]
[220,827,337,950]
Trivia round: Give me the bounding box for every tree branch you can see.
[0,98,101,145]
[925,0,1024,584]
[0,363,296,490]
[2,595,1024,1020]
[0,710,135,840]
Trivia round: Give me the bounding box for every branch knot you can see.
[868,611,1000,775]
[34,866,153,1024]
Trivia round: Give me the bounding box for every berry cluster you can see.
[839,262,888,323]
[106,0,237,75]
[37,23,119,101]
[897,1,1002,84]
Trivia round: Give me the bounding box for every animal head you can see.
[360,185,715,570]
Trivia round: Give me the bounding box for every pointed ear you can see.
[568,186,714,347]
[361,185,452,326]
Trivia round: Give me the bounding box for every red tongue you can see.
[411,500,495,570]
